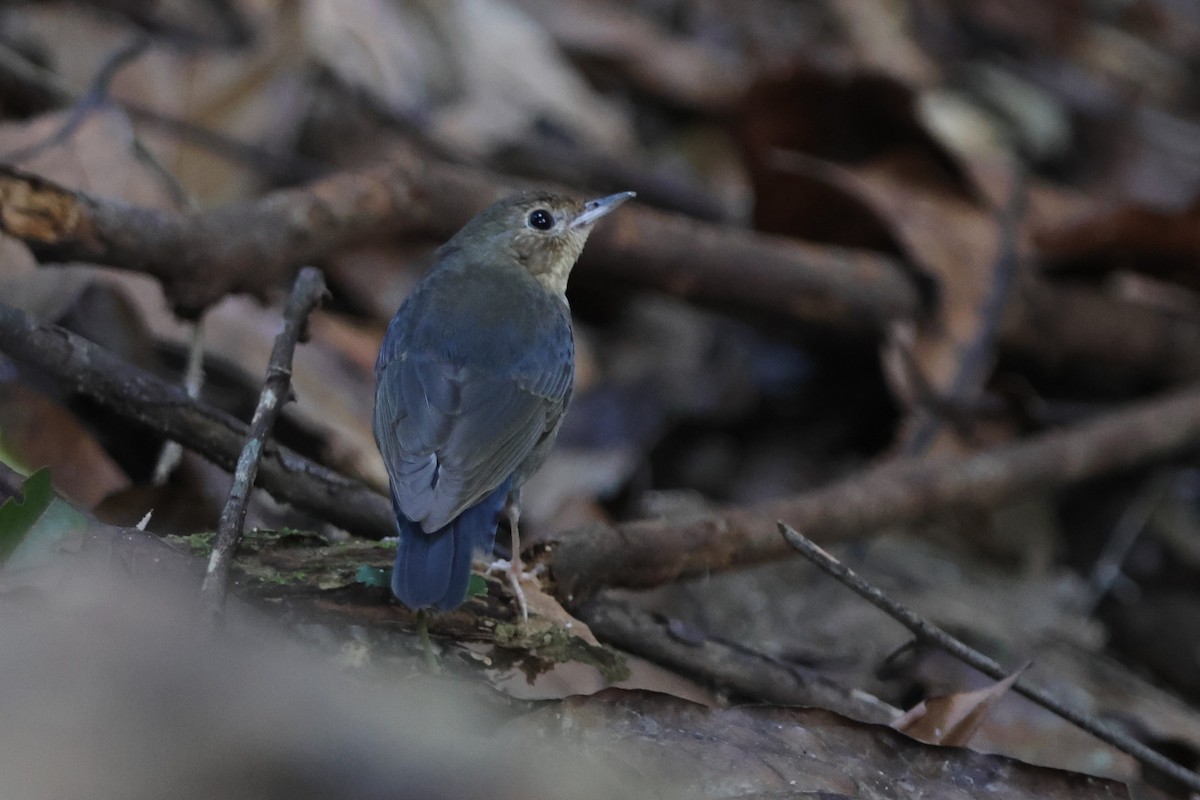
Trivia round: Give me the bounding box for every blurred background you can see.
[1,1,1200,797]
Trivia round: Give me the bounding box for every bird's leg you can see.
[415,610,441,674]
[506,496,530,623]
[487,492,531,623]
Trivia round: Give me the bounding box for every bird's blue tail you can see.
[391,480,511,610]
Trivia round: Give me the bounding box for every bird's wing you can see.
[374,305,573,532]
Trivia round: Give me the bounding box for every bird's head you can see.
[443,190,634,296]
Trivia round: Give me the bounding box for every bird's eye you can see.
[528,209,554,230]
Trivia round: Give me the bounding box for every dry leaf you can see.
[741,65,1025,455]
[0,384,131,509]
[1036,200,1200,296]
[488,648,717,704]
[894,665,1029,747]
[303,0,633,156]
[134,295,386,488]
[17,2,303,204]
[514,0,748,111]
[301,0,445,116]
[0,108,177,207]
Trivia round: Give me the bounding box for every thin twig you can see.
[1084,472,1173,615]
[0,36,200,212]
[0,300,394,538]
[777,521,1200,794]
[152,317,207,485]
[201,268,328,613]
[2,35,151,164]
[901,164,1026,455]
[0,41,320,185]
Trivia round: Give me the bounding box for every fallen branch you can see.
[4,293,1199,610]
[577,594,899,724]
[778,522,1200,795]
[0,153,914,329]
[202,268,328,613]
[549,383,1200,599]
[0,148,1196,381]
[0,301,394,538]
[0,160,424,318]
[1001,281,1200,383]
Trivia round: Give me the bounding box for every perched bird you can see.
[374,189,633,616]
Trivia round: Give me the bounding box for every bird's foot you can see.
[415,610,441,675]
[485,558,540,623]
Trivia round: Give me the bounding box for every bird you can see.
[373,189,634,618]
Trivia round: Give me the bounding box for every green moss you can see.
[493,620,630,684]
[169,532,216,554]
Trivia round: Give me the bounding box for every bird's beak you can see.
[571,191,636,228]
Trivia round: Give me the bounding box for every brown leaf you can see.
[516,0,749,111]
[135,295,386,488]
[740,64,1025,455]
[519,579,602,648]
[767,149,1020,454]
[487,647,717,705]
[852,156,1023,454]
[303,0,633,157]
[301,0,440,120]
[740,64,976,243]
[827,0,938,85]
[894,665,1029,747]
[17,1,304,204]
[0,108,178,208]
[0,384,130,509]
[1036,200,1200,295]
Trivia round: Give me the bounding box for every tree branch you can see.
[577,594,899,724]
[202,267,328,612]
[0,301,394,538]
[0,159,425,318]
[0,149,1195,381]
[0,153,915,327]
[778,522,1200,795]
[549,383,1200,599]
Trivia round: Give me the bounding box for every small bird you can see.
[374,189,633,617]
